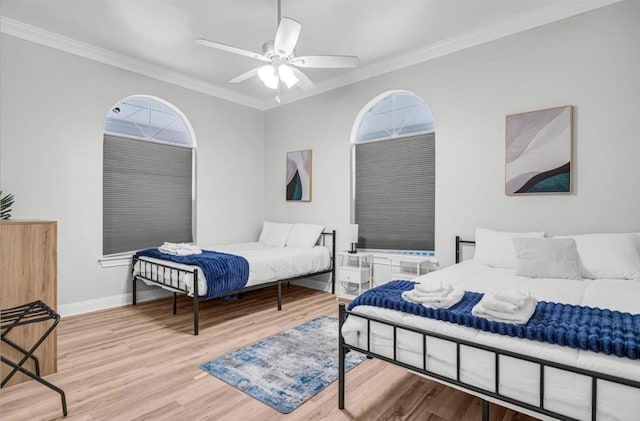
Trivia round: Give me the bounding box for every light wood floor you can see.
[0,286,536,421]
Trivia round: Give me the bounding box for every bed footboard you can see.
[130,229,336,336]
[337,304,640,421]
[132,256,201,334]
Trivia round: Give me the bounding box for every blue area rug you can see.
[200,316,367,413]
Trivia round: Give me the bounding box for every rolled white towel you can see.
[415,282,452,295]
[480,295,519,313]
[472,297,538,324]
[494,290,529,308]
[402,289,465,309]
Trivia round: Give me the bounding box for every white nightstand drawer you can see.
[338,267,370,284]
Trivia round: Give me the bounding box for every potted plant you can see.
[0,191,15,220]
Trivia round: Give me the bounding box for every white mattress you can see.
[342,260,640,420]
[134,242,331,296]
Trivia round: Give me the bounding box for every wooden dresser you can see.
[0,220,57,387]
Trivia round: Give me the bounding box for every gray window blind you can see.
[103,134,193,255]
[355,133,435,250]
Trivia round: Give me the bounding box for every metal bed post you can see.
[482,400,490,421]
[193,268,199,336]
[455,236,476,264]
[277,281,282,311]
[172,292,177,315]
[338,303,346,409]
[132,256,138,305]
[332,230,336,294]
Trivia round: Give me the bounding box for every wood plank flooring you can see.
[0,286,536,421]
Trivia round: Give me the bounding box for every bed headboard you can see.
[319,230,336,259]
[455,235,476,264]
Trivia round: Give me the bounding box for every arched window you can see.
[351,91,435,251]
[103,95,196,255]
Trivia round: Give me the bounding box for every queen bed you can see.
[132,223,335,335]
[339,231,640,420]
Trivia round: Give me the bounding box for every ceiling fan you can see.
[196,0,358,101]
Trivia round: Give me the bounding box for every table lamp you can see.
[348,224,359,254]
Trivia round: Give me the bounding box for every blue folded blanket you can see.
[347,280,640,360]
[135,248,249,300]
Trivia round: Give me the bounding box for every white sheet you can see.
[342,260,640,420]
[134,242,331,296]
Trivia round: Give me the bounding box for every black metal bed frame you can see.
[132,230,336,335]
[338,236,640,421]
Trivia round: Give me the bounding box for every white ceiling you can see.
[0,0,620,109]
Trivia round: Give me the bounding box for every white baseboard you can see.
[58,289,170,318]
[59,277,333,318]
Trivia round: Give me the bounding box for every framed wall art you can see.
[505,105,573,195]
[286,149,312,201]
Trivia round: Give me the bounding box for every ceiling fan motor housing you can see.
[262,40,294,63]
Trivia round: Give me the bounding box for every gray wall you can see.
[0,35,265,306]
[2,1,639,309]
[264,1,640,267]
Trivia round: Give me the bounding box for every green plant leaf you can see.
[0,190,14,220]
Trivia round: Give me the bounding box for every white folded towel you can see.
[158,242,202,256]
[414,281,452,295]
[480,296,519,313]
[494,290,529,308]
[402,288,465,309]
[409,289,454,299]
[472,297,538,324]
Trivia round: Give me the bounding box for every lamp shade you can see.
[349,224,359,243]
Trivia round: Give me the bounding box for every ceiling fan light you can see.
[264,76,279,90]
[278,65,298,88]
[258,65,279,89]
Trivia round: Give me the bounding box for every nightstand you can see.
[336,251,373,299]
[373,252,439,281]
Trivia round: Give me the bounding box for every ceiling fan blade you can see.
[274,17,301,55]
[291,67,315,90]
[292,55,359,69]
[196,38,269,62]
[228,67,260,83]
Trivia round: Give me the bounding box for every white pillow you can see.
[513,238,581,279]
[286,224,325,248]
[473,227,545,269]
[555,233,640,280]
[258,221,293,247]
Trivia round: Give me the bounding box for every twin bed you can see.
[339,232,640,421]
[131,222,639,419]
[132,224,335,335]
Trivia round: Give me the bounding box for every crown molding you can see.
[263,0,623,110]
[1,0,623,112]
[0,16,265,110]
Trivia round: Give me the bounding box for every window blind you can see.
[103,134,193,255]
[355,133,435,250]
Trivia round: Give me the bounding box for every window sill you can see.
[99,253,133,268]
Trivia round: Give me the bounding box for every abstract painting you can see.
[286,149,312,201]
[505,105,573,194]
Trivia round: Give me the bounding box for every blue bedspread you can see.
[135,249,249,300]
[347,280,640,360]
